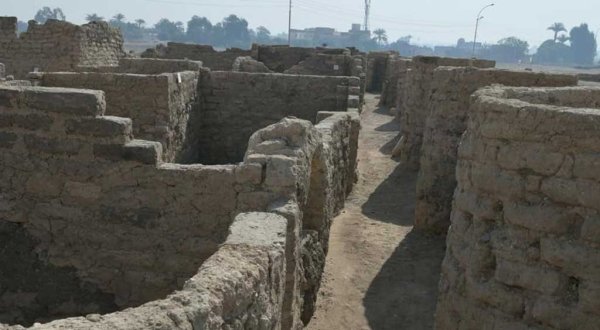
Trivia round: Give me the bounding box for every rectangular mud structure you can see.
[0,48,361,328]
[436,86,600,329]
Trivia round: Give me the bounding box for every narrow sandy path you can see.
[307,94,446,330]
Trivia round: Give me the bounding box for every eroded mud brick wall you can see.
[4,212,290,330]
[0,86,265,323]
[141,42,250,71]
[77,58,203,74]
[397,56,495,169]
[37,71,199,163]
[436,86,600,329]
[192,71,358,164]
[415,68,578,233]
[380,56,411,109]
[0,17,124,79]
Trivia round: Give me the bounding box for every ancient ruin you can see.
[1,12,600,330]
[415,67,578,233]
[0,17,124,79]
[436,86,600,328]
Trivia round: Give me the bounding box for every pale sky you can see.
[3,0,599,47]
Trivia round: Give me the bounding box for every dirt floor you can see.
[307,94,447,330]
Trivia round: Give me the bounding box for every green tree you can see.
[112,13,126,24]
[547,22,567,42]
[186,16,213,44]
[255,26,271,43]
[373,28,388,46]
[220,15,251,48]
[570,23,597,65]
[135,19,146,28]
[154,19,185,41]
[557,34,570,44]
[534,39,572,64]
[34,7,66,23]
[85,14,104,22]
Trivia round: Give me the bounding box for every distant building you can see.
[290,24,371,47]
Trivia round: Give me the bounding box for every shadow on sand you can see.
[360,164,417,226]
[363,229,446,330]
[360,128,447,329]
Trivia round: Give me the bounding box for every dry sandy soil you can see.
[307,94,446,330]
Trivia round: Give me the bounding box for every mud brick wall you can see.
[252,45,318,72]
[192,71,359,164]
[435,86,600,329]
[396,56,495,169]
[0,75,360,328]
[141,42,250,71]
[37,71,199,163]
[0,18,124,79]
[0,86,267,321]
[380,57,412,109]
[285,53,352,76]
[9,212,289,330]
[244,115,359,328]
[415,68,578,233]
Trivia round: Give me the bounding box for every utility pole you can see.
[472,3,494,58]
[364,0,371,31]
[288,0,292,45]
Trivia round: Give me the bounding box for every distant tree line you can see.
[19,8,600,66]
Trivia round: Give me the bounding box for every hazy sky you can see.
[3,0,599,47]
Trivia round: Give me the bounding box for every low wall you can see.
[36,71,199,163]
[436,86,600,329]
[0,83,360,328]
[77,58,203,74]
[0,86,258,323]
[0,18,124,79]
[191,71,359,164]
[140,42,250,71]
[396,56,495,169]
[415,68,578,233]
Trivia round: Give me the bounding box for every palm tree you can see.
[373,28,388,45]
[113,13,126,23]
[85,13,104,22]
[557,34,570,44]
[135,19,146,28]
[547,23,567,43]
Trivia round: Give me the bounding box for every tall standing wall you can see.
[380,57,411,109]
[415,68,578,233]
[396,56,495,169]
[436,86,600,329]
[0,18,124,79]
